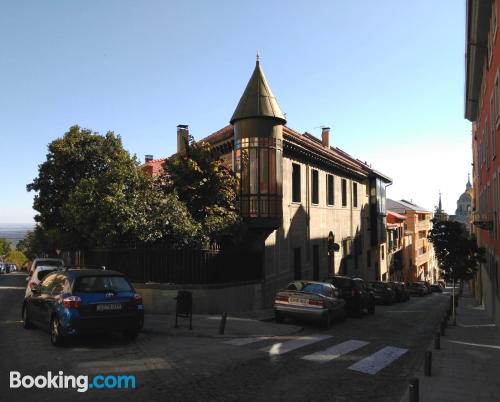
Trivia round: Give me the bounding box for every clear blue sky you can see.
[0,0,471,224]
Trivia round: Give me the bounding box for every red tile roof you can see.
[143,124,389,181]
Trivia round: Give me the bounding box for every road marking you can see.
[348,346,408,375]
[260,334,332,356]
[0,286,25,290]
[301,340,369,363]
[224,337,270,346]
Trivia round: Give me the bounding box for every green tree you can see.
[27,125,201,250]
[428,220,485,283]
[161,136,241,247]
[0,238,11,257]
[6,250,28,268]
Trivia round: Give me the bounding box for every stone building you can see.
[449,176,473,230]
[386,210,413,282]
[146,59,392,307]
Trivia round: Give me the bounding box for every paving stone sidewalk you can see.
[142,310,302,339]
[400,284,500,402]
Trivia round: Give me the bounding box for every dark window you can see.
[292,163,301,203]
[313,245,319,280]
[75,276,133,293]
[327,174,334,205]
[311,169,319,204]
[353,182,358,207]
[293,248,301,280]
[341,179,347,207]
[381,245,385,260]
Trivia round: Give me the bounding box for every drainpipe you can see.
[306,165,311,262]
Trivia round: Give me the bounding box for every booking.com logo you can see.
[10,371,136,392]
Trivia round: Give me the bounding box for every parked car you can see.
[22,267,144,346]
[408,282,427,297]
[390,281,410,302]
[274,281,346,329]
[430,283,443,293]
[0,263,5,274]
[25,265,64,297]
[29,258,64,275]
[323,276,375,317]
[367,281,397,305]
[414,281,431,294]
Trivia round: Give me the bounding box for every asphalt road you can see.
[0,272,450,402]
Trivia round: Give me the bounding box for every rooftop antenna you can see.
[256,51,260,64]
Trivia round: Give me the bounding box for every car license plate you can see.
[96,303,122,311]
[288,297,308,305]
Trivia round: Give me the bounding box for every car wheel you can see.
[22,304,34,329]
[123,330,140,341]
[275,311,284,324]
[50,316,65,346]
[368,303,375,315]
[323,312,332,329]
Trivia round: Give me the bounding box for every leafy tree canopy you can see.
[6,250,28,268]
[428,220,485,282]
[27,126,202,250]
[161,136,241,247]
[0,238,11,256]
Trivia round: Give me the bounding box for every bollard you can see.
[219,312,227,335]
[434,331,440,350]
[409,377,419,402]
[424,351,432,376]
[440,321,446,336]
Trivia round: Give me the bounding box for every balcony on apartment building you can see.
[472,211,494,231]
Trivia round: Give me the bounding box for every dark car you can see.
[274,281,346,329]
[408,282,427,297]
[367,281,397,305]
[324,276,375,317]
[390,281,410,302]
[415,281,431,294]
[22,268,144,346]
[430,283,443,293]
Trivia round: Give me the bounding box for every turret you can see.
[231,57,286,230]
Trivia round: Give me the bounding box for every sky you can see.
[0,0,472,224]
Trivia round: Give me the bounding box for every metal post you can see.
[452,278,456,326]
[434,331,440,350]
[219,312,227,335]
[440,321,445,336]
[424,351,432,376]
[409,377,419,402]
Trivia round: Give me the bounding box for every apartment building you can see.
[386,199,437,283]
[465,0,500,323]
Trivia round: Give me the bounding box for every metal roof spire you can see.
[230,58,286,125]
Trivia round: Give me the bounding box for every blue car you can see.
[22,267,144,346]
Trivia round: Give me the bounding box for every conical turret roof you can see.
[230,59,286,125]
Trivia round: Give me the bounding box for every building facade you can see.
[386,210,413,282]
[465,0,500,324]
[145,59,392,307]
[449,176,473,229]
[386,199,438,283]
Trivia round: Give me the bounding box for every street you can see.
[0,272,450,402]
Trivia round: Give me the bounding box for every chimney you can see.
[321,127,330,147]
[177,124,189,154]
[144,154,153,163]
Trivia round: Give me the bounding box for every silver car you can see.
[274,281,346,329]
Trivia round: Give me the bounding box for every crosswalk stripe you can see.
[224,337,270,346]
[348,346,408,375]
[260,334,332,356]
[301,339,369,363]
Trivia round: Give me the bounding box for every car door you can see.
[29,274,53,325]
[38,274,67,330]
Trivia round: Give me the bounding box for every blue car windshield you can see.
[75,276,132,293]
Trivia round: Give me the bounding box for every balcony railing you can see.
[472,212,494,231]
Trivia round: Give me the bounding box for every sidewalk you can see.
[142,310,303,339]
[400,285,500,402]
